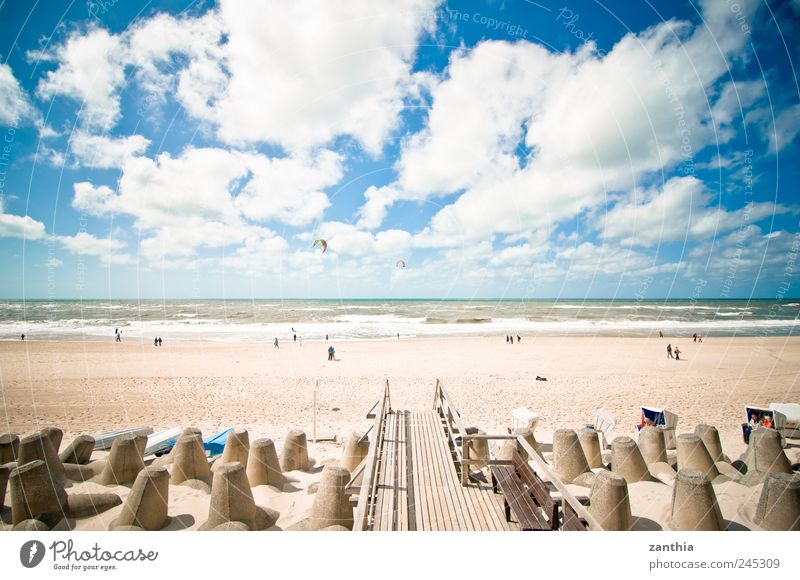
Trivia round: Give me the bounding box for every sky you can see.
[0,0,799,300]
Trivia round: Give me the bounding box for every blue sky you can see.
[0,0,798,299]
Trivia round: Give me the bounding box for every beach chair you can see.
[204,428,232,457]
[512,408,538,432]
[593,407,617,449]
[640,406,679,449]
[769,403,799,431]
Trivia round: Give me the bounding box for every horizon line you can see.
[1,297,797,301]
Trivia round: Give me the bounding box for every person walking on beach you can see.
[327,345,334,361]
[274,338,279,349]
[116,330,122,342]
[666,344,673,359]
[510,335,514,344]
[659,330,663,338]
[293,334,297,342]
[158,337,162,346]
[674,346,681,360]
[692,333,697,342]
[517,335,521,344]
[21,334,24,341]
[154,337,158,347]
[506,335,509,343]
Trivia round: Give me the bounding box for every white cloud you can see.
[768,104,800,153]
[37,1,440,154]
[210,0,441,153]
[0,63,33,125]
[57,231,126,255]
[0,212,47,240]
[36,28,127,130]
[45,257,63,268]
[69,132,150,169]
[235,151,342,226]
[370,0,762,243]
[600,176,793,246]
[72,182,117,215]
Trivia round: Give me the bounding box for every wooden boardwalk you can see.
[366,409,513,531]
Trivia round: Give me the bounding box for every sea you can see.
[0,299,798,342]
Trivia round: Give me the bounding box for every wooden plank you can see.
[397,411,408,531]
[409,411,430,530]
[404,411,417,531]
[353,386,389,531]
[377,412,396,530]
[418,411,446,530]
[425,410,469,531]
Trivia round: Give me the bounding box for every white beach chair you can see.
[593,407,617,449]
[511,407,538,432]
[769,403,798,430]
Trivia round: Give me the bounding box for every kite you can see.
[312,239,328,254]
[396,259,407,268]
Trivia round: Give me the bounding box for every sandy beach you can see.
[1,335,799,531]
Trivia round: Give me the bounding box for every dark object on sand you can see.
[535,376,547,381]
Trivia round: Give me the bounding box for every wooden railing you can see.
[352,380,392,531]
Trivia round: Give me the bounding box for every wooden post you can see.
[313,379,318,443]
[461,436,470,486]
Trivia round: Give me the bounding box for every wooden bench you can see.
[490,449,560,530]
[491,449,590,531]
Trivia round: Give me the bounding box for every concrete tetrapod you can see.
[610,436,651,483]
[588,470,632,531]
[41,427,63,458]
[9,459,68,526]
[339,432,369,473]
[170,434,212,486]
[677,434,720,479]
[669,469,724,531]
[59,434,95,465]
[309,465,354,530]
[739,428,792,486]
[694,424,727,463]
[64,493,122,519]
[96,433,147,485]
[247,438,285,487]
[200,462,279,530]
[579,427,604,469]
[217,428,249,471]
[112,466,171,530]
[552,429,591,483]
[754,473,800,531]
[515,428,541,459]
[18,431,64,474]
[0,433,19,463]
[280,430,309,472]
[0,463,9,510]
[638,425,668,465]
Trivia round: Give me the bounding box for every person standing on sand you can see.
[154,337,158,347]
[274,338,279,349]
[659,330,663,338]
[666,344,673,358]
[510,335,514,344]
[21,334,25,341]
[517,335,521,344]
[327,345,334,361]
[674,346,681,360]
[116,330,122,342]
